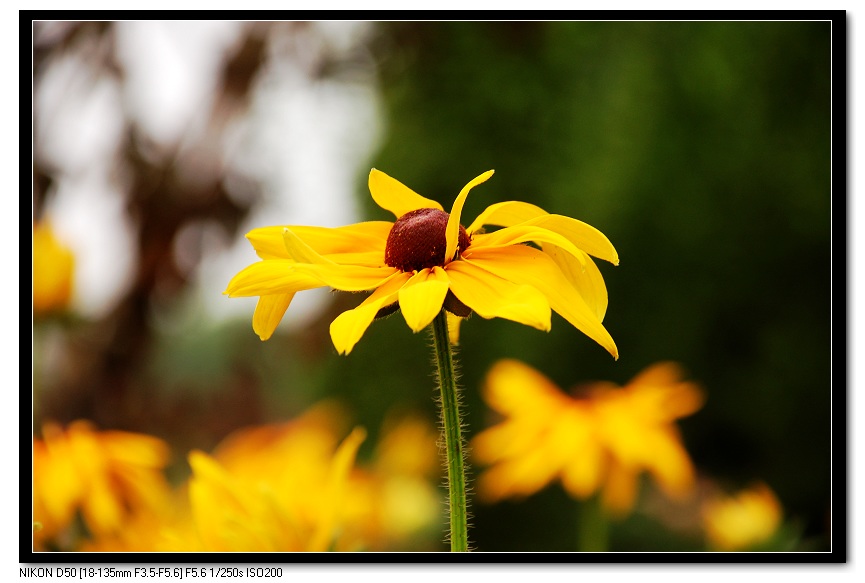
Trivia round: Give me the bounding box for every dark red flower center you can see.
[384,208,471,272]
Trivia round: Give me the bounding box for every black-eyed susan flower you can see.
[701,482,783,551]
[225,169,619,358]
[473,360,704,516]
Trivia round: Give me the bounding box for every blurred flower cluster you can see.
[33,360,791,553]
[473,360,703,515]
[33,403,443,552]
[471,359,790,551]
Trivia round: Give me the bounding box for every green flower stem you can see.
[431,309,469,552]
[577,494,609,552]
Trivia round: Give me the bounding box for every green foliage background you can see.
[356,21,831,551]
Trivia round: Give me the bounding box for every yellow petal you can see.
[542,243,608,321]
[322,251,386,267]
[464,245,618,359]
[600,459,639,516]
[282,228,336,264]
[472,421,522,465]
[560,422,604,500]
[445,170,495,265]
[470,224,587,266]
[482,359,570,417]
[329,273,412,354]
[224,261,324,297]
[465,201,619,265]
[467,200,548,234]
[522,215,619,265]
[101,431,170,468]
[476,444,560,502]
[252,293,295,340]
[398,266,450,332]
[644,434,696,500]
[247,222,391,260]
[445,260,550,332]
[308,427,366,552]
[290,263,401,292]
[369,169,443,218]
[446,312,463,345]
[187,450,252,551]
[80,478,125,535]
[629,361,687,387]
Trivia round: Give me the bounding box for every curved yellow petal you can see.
[247,222,391,260]
[481,359,571,417]
[445,170,495,265]
[464,245,618,359]
[369,169,443,218]
[541,243,608,321]
[329,272,412,354]
[467,200,548,234]
[224,261,325,297]
[398,266,450,332]
[465,201,619,265]
[252,293,295,341]
[470,224,587,266]
[445,260,550,332]
[522,215,619,265]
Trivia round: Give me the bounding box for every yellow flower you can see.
[33,221,75,315]
[32,420,172,546]
[472,360,703,516]
[702,482,783,551]
[340,411,442,551]
[225,169,619,357]
[180,404,366,552]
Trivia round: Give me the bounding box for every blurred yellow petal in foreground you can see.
[473,360,704,517]
[33,221,75,316]
[702,482,783,551]
[174,402,364,552]
[32,421,172,548]
[340,411,442,550]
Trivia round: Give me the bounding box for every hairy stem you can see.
[431,309,469,552]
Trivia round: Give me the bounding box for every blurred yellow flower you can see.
[473,360,703,516]
[32,420,172,548]
[226,169,619,357]
[33,221,75,315]
[79,403,444,553]
[180,405,366,552]
[340,412,442,550]
[702,482,783,551]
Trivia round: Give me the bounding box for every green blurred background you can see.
[32,20,832,552]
